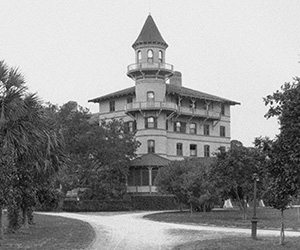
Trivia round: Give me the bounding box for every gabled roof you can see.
[88,86,135,103]
[132,15,168,49]
[88,84,240,105]
[130,153,171,167]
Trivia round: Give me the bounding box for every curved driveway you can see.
[42,211,300,250]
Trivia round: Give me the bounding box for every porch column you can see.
[148,167,153,194]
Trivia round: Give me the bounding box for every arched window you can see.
[137,50,142,62]
[147,91,155,102]
[175,121,181,132]
[147,49,153,63]
[159,50,163,62]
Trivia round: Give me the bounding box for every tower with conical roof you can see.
[126,14,175,157]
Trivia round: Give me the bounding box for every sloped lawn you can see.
[0,213,95,250]
[146,207,300,250]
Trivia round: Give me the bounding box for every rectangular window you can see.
[221,103,225,115]
[220,126,226,137]
[166,120,168,130]
[145,117,157,129]
[190,144,197,157]
[148,140,155,153]
[190,123,197,134]
[176,143,183,156]
[109,100,115,112]
[204,145,210,157]
[204,124,210,136]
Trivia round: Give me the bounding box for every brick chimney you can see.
[170,71,182,86]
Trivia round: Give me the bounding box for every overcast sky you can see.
[1,0,300,147]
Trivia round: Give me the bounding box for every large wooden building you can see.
[89,15,239,193]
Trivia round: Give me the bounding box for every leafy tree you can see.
[55,102,140,200]
[210,141,266,219]
[255,77,300,244]
[155,158,218,212]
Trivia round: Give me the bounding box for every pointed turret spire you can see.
[132,15,168,49]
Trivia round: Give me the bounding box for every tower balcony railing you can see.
[127,62,174,72]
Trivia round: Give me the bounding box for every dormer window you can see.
[147,49,153,63]
[137,50,142,63]
[159,50,163,62]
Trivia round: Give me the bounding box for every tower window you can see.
[159,50,163,62]
[137,50,142,62]
[147,91,155,102]
[190,123,197,134]
[145,116,157,129]
[109,100,115,112]
[190,144,197,157]
[147,49,153,63]
[220,126,226,137]
[176,143,183,156]
[204,145,210,157]
[148,140,155,153]
[204,124,210,136]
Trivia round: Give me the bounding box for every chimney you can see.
[170,71,182,86]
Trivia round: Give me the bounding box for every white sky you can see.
[1,0,300,147]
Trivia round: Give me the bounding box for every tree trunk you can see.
[22,207,29,229]
[279,209,285,245]
[0,207,3,240]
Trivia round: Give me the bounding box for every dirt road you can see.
[43,211,300,250]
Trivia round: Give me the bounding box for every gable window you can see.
[204,124,210,135]
[159,50,163,62]
[220,126,226,137]
[190,144,197,157]
[145,116,157,129]
[176,143,183,156]
[148,140,155,153]
[147,91,155,102]
[221,103,225,115]
[137,50,142,62]
[147,49,153,63]
[204,145,210,157]
[109,100,115,112]
[190,123,197,134]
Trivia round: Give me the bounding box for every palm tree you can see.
[0,61,66,236]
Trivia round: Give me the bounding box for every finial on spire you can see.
[148,0,151,15]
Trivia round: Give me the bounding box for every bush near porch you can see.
[62,195,178,212]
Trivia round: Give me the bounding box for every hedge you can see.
[62,199,132,212]
[62,195,178,212]
[131,195,178,210]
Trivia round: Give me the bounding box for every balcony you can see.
[125,101,221,120]
[127,62,174,80]
[178,106,221,119]
[125,101,178,113]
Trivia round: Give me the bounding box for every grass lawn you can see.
[145,207,300,250]
[0,212,95,250]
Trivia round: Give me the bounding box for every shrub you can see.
[131,195,178,210]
